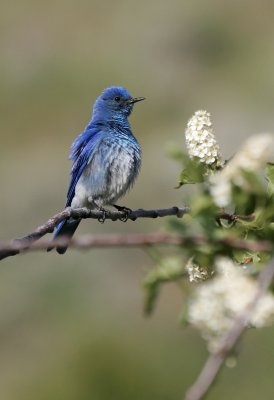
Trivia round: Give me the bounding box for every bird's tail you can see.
[47,218,80,254]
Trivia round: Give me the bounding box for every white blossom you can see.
[185,110,223,168]
[186,258,209,283]
[210,133,274,207]
[209,179,231,208]
[188,257,274,352]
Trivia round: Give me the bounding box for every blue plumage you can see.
[50,86,145,254]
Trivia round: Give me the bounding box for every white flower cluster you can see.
[210,133,274,207]
[186,258,209,283]
[188,258,274,352]
[185,110,223,168]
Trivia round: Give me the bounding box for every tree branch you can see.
[184,257,274,400]
[0,231,272,260]
[0,206,270,261]
[0,206,189,261]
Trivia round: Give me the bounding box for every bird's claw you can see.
[98,208,107,224]
[113,205,132,223]
[120,211,129,223]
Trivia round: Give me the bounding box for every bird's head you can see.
[93,86,145,121]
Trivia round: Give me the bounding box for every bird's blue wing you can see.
[51,126,102,244]
[65,126,102,207]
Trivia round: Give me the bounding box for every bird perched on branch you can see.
[49,86,145,254]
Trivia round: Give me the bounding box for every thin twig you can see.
[184,257,274,400]
[0,206,189,261]
[217,211,255,223]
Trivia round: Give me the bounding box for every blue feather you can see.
[66,126,102,206]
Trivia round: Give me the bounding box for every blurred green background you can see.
[1,1,274,399]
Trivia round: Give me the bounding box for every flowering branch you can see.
[184,257,274,400]
[0,206,189,261]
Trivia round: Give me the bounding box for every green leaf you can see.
[143,280,161,316]
[191,191,217,218]
[169,148,211,187]
[168,218,188,234]
[233,249,261,264]
[231,169,264,215]
[177,166,205,186]
[143,257,185,315]
[177,156,208,187]
[179,301,190,327]
[265,162,274,196]
[190,191,219,236]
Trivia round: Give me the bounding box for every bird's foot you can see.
[113,205,132,222]
[92,199,110,223]
[97,207,108,224]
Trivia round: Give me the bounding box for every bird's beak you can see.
[127,97,146,104]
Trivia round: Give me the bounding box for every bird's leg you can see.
[113,205,132,213]
[113,204,132,222]
[91,199,109,224]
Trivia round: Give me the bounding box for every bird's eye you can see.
[114,96,121,102]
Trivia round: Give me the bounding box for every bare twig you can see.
[0,231,272,260]
[0,206,189,261]
[184,257,274,400]
[0,233,182,252]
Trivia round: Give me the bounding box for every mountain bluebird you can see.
[50,86,145,254]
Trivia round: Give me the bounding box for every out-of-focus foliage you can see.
[266,163,274,197]
[145,123,274,355]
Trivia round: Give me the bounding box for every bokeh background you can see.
[1,1,274,399]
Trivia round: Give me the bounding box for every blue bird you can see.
[50,86,145,254]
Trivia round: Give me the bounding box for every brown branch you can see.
[0,206,189,261]
[0,231,273,259]
[217,211,255,223]
[0,233,183,252]
[184,257,274,400]
[0,205,270,261]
